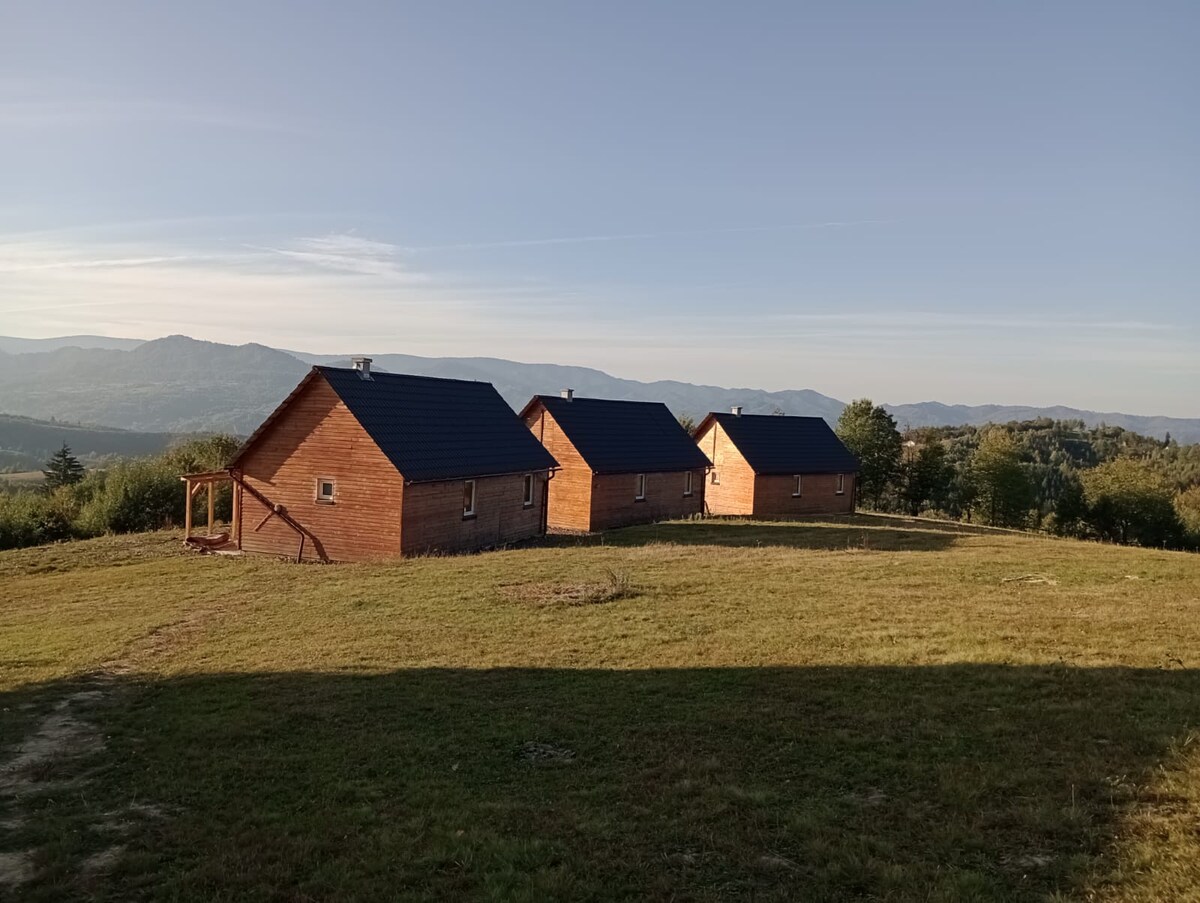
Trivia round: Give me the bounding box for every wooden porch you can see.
[181,470,240,554]
[181,470,327,562]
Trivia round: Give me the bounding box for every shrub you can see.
[0,488,78,550]
[77,458,186,535]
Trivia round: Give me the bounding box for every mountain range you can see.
[0,334,1197,444]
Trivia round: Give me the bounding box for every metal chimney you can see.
[352,356,373,379]
[561,388,575,401]
[731,405,743,416]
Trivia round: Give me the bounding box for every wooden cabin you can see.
[201,358,559,561]
[693,407,859,517]
[520,390,712,532]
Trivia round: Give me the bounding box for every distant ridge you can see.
[0,335,145,354]
[0,334,1197,443]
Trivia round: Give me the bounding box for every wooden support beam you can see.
[207,482,215,534]
[232,484,242,549]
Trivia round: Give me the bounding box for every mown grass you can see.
[1,516,1199,901]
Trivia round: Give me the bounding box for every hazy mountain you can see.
[0,336,309,434]
[0,335,1197,443]
[0,335,145,354]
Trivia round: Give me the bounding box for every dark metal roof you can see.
[239,366,558,482]
[699,412,860,475]
[524,395,712,474]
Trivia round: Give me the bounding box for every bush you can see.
[1176,486,1200,550]
[0,488,79,550]
[77,458,187,535]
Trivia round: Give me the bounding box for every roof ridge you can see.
[314,365,489,386]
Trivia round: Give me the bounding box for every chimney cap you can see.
[561,388,575,401]
[731,405,743,416]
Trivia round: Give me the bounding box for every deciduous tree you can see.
[1082,458,1182,547]
[971,430,1034,527]
[836,399,901,509]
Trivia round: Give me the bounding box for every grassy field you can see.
[1,515,1199,901]
[0,471,42,487]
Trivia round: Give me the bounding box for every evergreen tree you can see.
[42,442,85,491]
[836,399,902,509]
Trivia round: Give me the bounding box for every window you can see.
[635,473,646,501]
[836,473,845,495]
[463,479,477,518]
[315,478,335,503]
[792,474,803,497]
[684,471,693,497]
[711,470,720,485]
[522,474,534,508]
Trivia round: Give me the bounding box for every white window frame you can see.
[836,473,845,495]
[315,477,336,503]
[792,474,803,497]
[635,473,647,501]
[522,473,534,508]
[684,470,693,497]
[463,479,477,518]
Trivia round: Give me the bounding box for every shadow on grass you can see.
[545,515,966,551]
[6,665,1199,902]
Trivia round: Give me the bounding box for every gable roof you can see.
[234,366,558,482]
[522,395,712,475]
[696,412,859,475]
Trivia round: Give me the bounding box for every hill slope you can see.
[2,518,1198,900]
[0,414,182,471]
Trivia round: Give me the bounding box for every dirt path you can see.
[0,604,228,892]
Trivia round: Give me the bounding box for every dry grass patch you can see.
[501,568,637,607]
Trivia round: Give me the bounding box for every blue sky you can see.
[2,2,1197,415]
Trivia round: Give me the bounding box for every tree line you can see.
[835,400,1200,551]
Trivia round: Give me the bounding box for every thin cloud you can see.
[404,220,891,253]
[251,234,428,281]
[0,81,304,135]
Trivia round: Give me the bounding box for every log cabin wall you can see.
[588,468,706,531]
[236,376,404,562]
[400,472,548,555]
[695,420,757,515]
[523,407,593,532]
[752,472,857,518]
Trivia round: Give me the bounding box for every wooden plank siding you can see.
[588,469,706,531]
[525,404,705,532]
[695,420,856,518]
[400,473,548,556]
[236,377,405,562]
[523,407,593,532]
[753,473,856,518]
[696,420,757,515]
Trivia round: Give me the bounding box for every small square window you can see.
[522,474,534,507]
[635,473,646,501]
[463,479,477,518]
[836,473,845,495]
[684,471,693,497]
[792,475,803,497]
[711,470,720,485]
[316,478,335,503]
